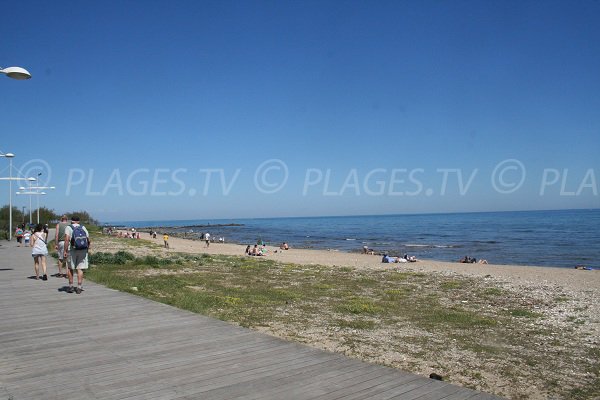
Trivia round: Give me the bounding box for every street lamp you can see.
[0,154,34,239]
[16,191,46,225]
[1,66,31,238]
[0,66,32,80]
[19,186,55,224]
[0,153,15,239]
[15,177,39,224]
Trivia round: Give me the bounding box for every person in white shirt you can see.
[31,224,49,280]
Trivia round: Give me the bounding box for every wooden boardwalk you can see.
[0,241,501,400]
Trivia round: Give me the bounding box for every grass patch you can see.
[440,280,468,290]
[482,287,504,296]
[337,298,383,315]
[508,309,542,319]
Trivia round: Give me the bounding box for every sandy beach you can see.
[120,231,600,292]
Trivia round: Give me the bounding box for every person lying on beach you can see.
[382,255,399,263]
[460,256,477,263]
[574,265,596,270]
[402,254,418,262]
[478,259,488,264]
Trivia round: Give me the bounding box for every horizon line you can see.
[102,207,599,225]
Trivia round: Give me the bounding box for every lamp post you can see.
[20,186,55,224]
[16,177,39,224]
[1,65,30,238]
[16,191,46,225]
[0,66,32,80]
[0,153,15,239]
[1,154,35,240]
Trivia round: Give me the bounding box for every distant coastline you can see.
[112,223,244,230]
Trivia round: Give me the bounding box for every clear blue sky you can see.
[2,0,599,222]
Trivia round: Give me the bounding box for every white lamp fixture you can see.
[0,66,32,80]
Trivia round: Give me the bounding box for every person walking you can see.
[205,232,210,248]
[31,224,49,280]
[54,215,69,278]
[163,233,169,249]
[15,225,24,247]
[63,216,91,294]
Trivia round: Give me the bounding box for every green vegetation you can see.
[0,206,99,240]
[83,240,599,400]
[508,308,542,319]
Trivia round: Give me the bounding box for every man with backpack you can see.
[63,216,91,294]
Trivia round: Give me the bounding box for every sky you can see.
[1,0,599,222]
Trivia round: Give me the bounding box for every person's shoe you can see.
[42,275,48,281]
[75,287,82,294]
[66,286,74,293]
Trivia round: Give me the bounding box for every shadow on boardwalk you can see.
[0,243,502,399]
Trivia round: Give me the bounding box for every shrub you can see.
[90,251,136,265]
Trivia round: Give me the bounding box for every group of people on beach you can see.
[246,244,266,256]
[244,242,290,257]
[459,256,488,264]
[381,254,418,263]
[18,215,91,294]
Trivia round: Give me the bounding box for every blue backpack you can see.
[71,225,89,250]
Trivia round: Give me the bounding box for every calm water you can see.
[108,209,600,268]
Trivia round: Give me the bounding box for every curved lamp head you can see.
[0,66,32,80]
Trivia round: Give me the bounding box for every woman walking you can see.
[31,224,49,280]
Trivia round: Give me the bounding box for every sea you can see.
[107,209,600,269]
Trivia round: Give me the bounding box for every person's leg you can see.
[66,253,75,292]
[41,256,48,280]
[33,256,39,279]
[64,252,71,279]
[57,242,64,276]
[67,266,73,284]
[77,269,84,287]
[74,252,88,294]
